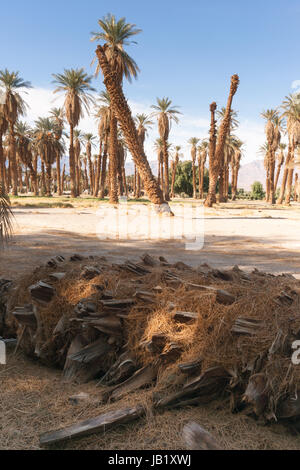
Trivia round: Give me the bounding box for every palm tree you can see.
[205,75,240,207]
[52,68,95,197]
[261,109,281,203]
[92,14,141,204]
[277,95,300,204]
[154,138,164,190]
[198,140,208,199]
[95,46,169,210]
[0,104,8,191]
[217,108,239,202]
[134,113,153,197]
[33,117,64,197]
[83,133,97,194]
[0,69,31,195]
[205,102,218,207]
[171,145,182,198]
[49,107,65,196]
[0,183,12,247]
[73,129,84,194]
[274,143,286,192]
[15,120,38,195]
[151,97,181,201]
[188,138,200,199]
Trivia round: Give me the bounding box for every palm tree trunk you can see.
[95,45,167,209]
[277,146,292,204]
[56,150,62,196]
[41,161,46,195]
[205,102,218,207]
[163,141,170,201]
[192,157,197,199]
[45,163,52,197]
[109,113,119,204]
[205,76,239,207]
[61,164,65,193]
[69,125,76,198]
[8,124,18,196]
[0,132,6,192]
[274,161,283,193]
[99,149,107,199]
[285,149,294,205]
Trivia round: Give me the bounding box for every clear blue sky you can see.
[0,0,299,160]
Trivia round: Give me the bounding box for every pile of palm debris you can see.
[1,252,300,446]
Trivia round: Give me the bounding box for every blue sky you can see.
[0,0,299,163]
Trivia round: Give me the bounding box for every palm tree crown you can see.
[91,14,141,82]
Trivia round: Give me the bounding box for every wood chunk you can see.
[277,393,300,419]
[155,367,230,410]
[74,299,98,317]
[98,351,136,386]
[183,422,221,450]
[141,253,158,267]
[63,336,113,383]
[39,405,145,447]
[178,359,202,375]
[68,392,93,405]
[211,269,233,281]
[231,317,262,336]
[160,342,183,364]
[81,266,102,280]
[29,281,55,303]
[173,311,199,324]
[90,316,122,336]
[49,273,66,281]
[120,261,150,276]
[134,290,157,304]
[108,364,158,402]
[173,261,192,271]
[275,291,294,306]
[70,254,84,262]
[141,334,167,354]
[69,338,111,364]
[12,304,38,330]
[243,373,268,416]
[101,299,135,310]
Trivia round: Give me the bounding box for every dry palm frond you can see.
[0,183,13,247]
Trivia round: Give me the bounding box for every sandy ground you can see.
[1,199,300,450]
[1,200,300,279]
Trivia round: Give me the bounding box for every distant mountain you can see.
[237,159,268,191]
[126,159,269,192]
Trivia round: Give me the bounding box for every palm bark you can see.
[95,45,166,208]
[277,145,292,204]
[205,75,239,207]
[205,102,218,207]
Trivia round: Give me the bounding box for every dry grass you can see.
[4,256,300,449]
[0,351,299,450]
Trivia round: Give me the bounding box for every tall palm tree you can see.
[134,113,153,197]
[205,75,240,207]
[73,129,84,194]
[217,108,239,202]
[92,14,141,204]
[171,145,182,198]
[278,95,300,204]
[33,117,64,197]
[0,69,31,195]
[274,143,286,192]
[95,46,169,210]
[15,120,38,195]
[49,107,65,196]
[0,104,8,191]
[154,138,164,190]
[0,183,12,247]
[261,109,281,203]
[83,133,97,194]
[52,68,95,197]
[198,140,208,199]
[95,91,112,199]
[188,137,200,199]
[151,97,181,201]
[205,102,218,207]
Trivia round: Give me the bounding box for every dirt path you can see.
[1,201,300,279]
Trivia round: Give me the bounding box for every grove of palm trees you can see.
[1,4,300,454]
